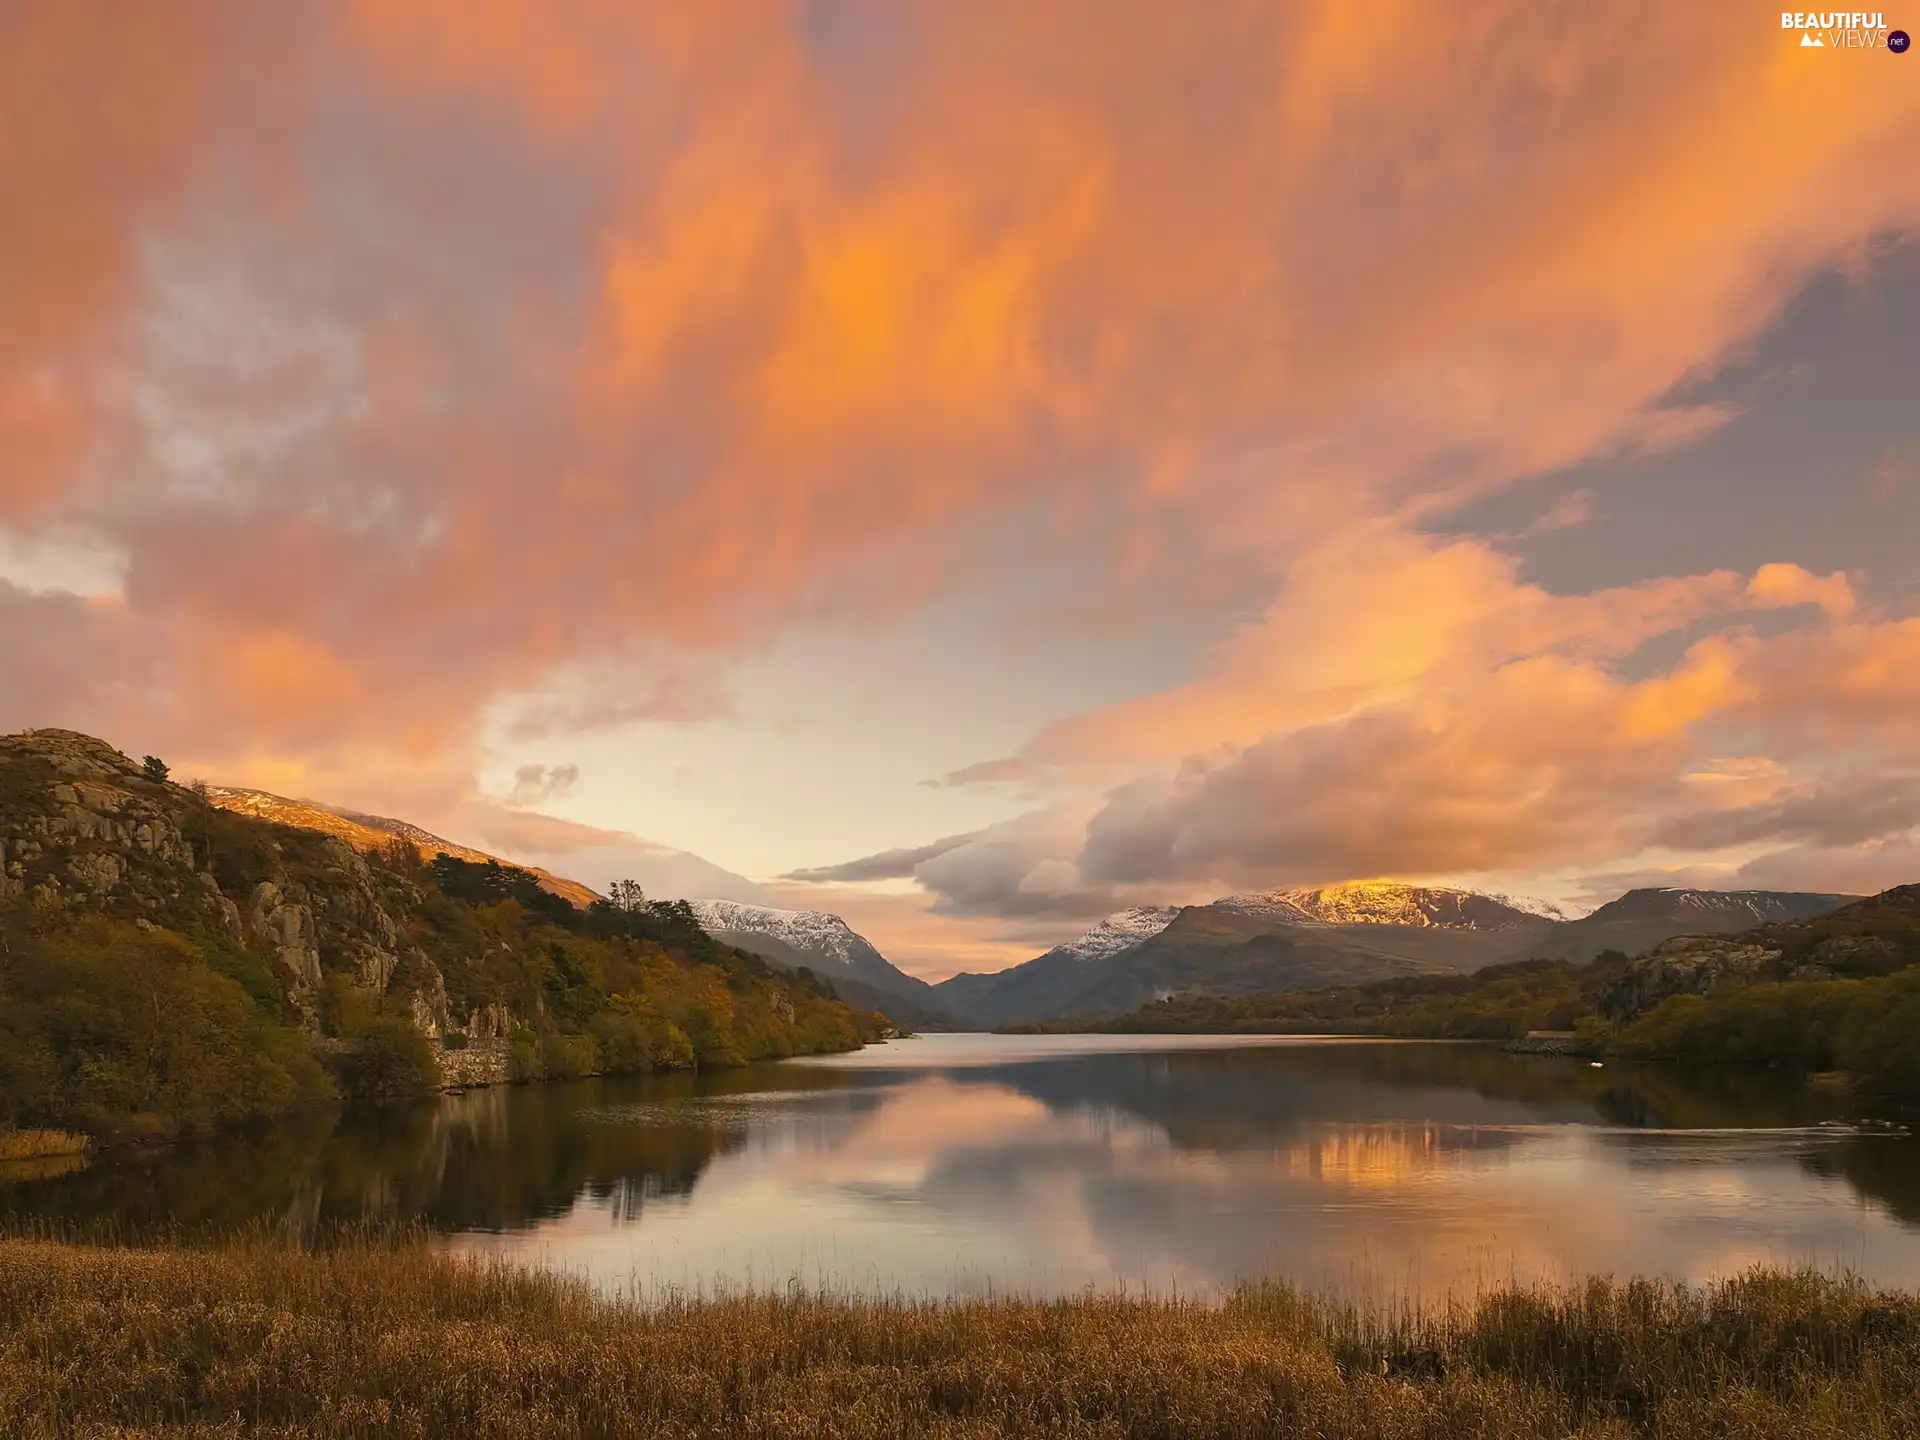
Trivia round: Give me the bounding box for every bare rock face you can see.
[3,728,619,1064]
[2,728,419,1030]
[404,962,457,1036]
[1,730,215,925]
[1598,936,1787,1021]
[249,880,326,1019]
[463,1002,521,1039]
[279,836,401,986]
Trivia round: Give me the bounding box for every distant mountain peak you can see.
[1599,887,1860,923]
[683,898,863,966]
[1477,890,1591,921]
[1214,881,1557,930]
[682,897,955,1024]
[1050,906,1182,964]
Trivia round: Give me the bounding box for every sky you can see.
[3,2,1919,979]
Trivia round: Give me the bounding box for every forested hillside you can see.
[0,730,888,1144]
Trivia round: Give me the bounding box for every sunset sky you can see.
[4,2,1918,977]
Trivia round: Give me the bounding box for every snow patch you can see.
[1050,906,1182,964]
[1480,891,1592,921]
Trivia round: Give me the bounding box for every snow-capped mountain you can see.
[684,899,957,1025]
[1050,906,1182,963]
[928,878,1860,1029]
[1519,887,1860,963]
[1647,888,1845,925]
[684,899,867,968]
[1213,881,1554,930]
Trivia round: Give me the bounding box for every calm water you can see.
[8,1034,1920,1298]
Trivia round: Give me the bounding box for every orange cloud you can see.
[0,1,222,519]
[1,0,1917,929]
[871,529,1920,918]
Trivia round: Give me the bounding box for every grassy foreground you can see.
[3,1239,1919,1437]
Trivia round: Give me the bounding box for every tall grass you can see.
[0,1128,91,1162]
[2,1233,1916,1437]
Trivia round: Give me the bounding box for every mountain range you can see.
[921,882,1858,1028]
[181,788,1864,1033]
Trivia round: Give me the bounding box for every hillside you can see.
[684,900,959,1028]
[205,787,600,908]
[1508,887,1860,964]
[0,729,888,1142]
[1593,883,1920,1020]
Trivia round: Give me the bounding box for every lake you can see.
[7,1034,1920,1299]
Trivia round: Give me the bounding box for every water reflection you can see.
[7,1036,1919,1297]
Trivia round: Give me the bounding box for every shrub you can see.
[588,1012,652,1073]
[1837,969,1920,1097]
[507,1031,544,1084]
[540,1033,599,1080]
[0,916,334,1137]
[336,1019,440,1106]
[439,1032,470,1051]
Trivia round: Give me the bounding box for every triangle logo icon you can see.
[1799,31,1825,45]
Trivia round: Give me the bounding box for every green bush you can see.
[588,1012,652,1073]
[200,932,286,1016]
[1615,982,1857,1070]
[1609,969,1920,1098]
[0,916,333,1138]
[506,1032,544,1084]
[336,1019,440,1106]
[540,1034,599,1080]
[1837,969,1920,1096]
[439,1032,470,1051]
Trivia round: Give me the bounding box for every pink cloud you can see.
[3,1,1918,936]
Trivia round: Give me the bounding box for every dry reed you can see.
[0,1128,91,1162]
[1,1233,1916,1437]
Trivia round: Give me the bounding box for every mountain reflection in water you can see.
[7,1036,1919,1298]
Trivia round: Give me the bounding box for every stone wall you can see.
[436,1038,513,1089]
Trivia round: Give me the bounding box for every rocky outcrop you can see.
[1,732,207,923]
[1,729,417,1032]
[1598,936,1786,1021]
[1594,886,1920,1023]
[463,1002,521,1039]
[246,840,405,1028]
[249,881,326,1019]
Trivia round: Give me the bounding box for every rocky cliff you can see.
[0,729,514,1053]
[3,730,886,1128]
